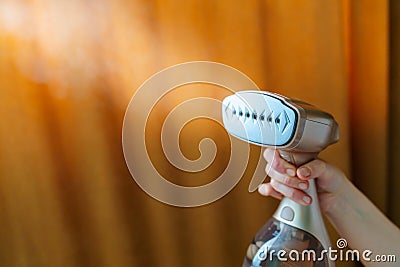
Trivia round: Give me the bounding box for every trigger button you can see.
[280,206,295,221]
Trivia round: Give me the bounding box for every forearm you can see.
[325,179,400,266]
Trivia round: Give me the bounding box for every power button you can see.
[280,206,295,221]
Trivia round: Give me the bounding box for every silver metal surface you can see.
[272,180,332,252]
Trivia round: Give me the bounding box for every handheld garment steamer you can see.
[222,91,339,267]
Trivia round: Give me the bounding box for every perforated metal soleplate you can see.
[222,91,298,147]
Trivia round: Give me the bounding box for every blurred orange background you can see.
[0,0,399,266]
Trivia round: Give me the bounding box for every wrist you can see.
[322,177,352,218]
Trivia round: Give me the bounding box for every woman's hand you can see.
[258,148,348,213]
[258,148,400,266]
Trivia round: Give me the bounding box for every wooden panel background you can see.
[0,0,395,266]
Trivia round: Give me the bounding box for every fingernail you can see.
[299,182,307,190]
[286,169,295,176]
[303,195,311,204]
[299,167,311,177]
[258,184,267,195]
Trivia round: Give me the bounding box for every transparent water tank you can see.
[243,218,328,267]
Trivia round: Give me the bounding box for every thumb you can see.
[297,159,345,193]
